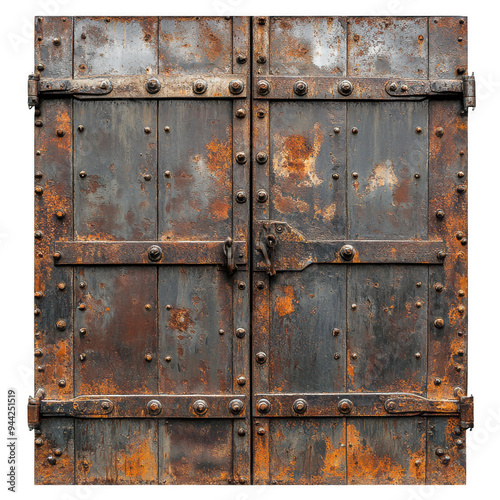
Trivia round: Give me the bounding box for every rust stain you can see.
[364,159,400,195]
[272,190,309,214]
[168,308,195,332]
[275,285,296,317]
[209,198,231,221]
[115,437,157,483]
[273,122,324,187]
[205,137,232,176]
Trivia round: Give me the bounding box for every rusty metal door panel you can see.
[32,15,472,486]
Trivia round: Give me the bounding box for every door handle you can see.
[256,234,277,276]
[223,237,237,275]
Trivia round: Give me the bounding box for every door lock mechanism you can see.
[256,233,277,276]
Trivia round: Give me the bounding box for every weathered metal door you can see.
[30,16,473,485]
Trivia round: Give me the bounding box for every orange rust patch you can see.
[364,159,400,196]
[272,190,309,214]
[168,308,195,332]
[209,198,231,221]
[275,285,296,317]
[205,137,231,176]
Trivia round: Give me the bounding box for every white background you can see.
[0,1,498,499]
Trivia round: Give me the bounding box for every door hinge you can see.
[456,388,474,429]
[462,74,476,110]
[27,388,45,429]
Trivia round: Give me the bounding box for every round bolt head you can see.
[351,304,357,311]
[458,305,466,314]
[435,127,445,137]
[257,80,270,95]
[456,439,464,447]
[338,399,353,414]
[458,289,465,297]
[236,151,247,164]
[256,281,265,290]
[55,209,66,219]
[257,427,266,435]
[237,427,246,436]
[415,301,423,308]
[256,352,267,364]
[57,282,66,290]
[35,171,43,179]
[47,455,56,465]
[257,189,268,202]
[293,398,307,414]
[415,352,422,359]
[79,281,87,289]
[257,16,266,25]
[35,230,43,239]
[52,38,61,46]
[237,376,247,386]
[58,379,66,387]
[352,172,359,179]
[148,244,163,262]
[79,171,87,178]
[165,355,172,362]
[164,126,170,133]
[256,399,271,413]
[34,348,43,357]
[434,377,442,386]
[434,318,445,329]
[229,79,244,95]
[442,455,451,464]
[144,353,153,362]
[193,79,208,94]
[332,173,340,180]
[389,82,398,91]
[340,244,355,261]
[333,328,340,336]
[147,399,162,415]
[256,151,268,164]
[77,125,85,132]
[193,399,208,415]
[145,78,161,94]
[235,328,246,339]
[235,108,246,118]
[401,84,409,92]
[461,238,467,246]
[56,129,65,137]
[257,109,266,118]
[101,401,111,410]
[435,209,445,219]
[457,171,465,178]
[237,281,246,290]
[35,186,44,195]
[34,308,41,316]
[56,320,66,331]
[437,251,447,260]
[456,184,467,194]
[333,127,341,134]
[53,252,62,260]
[79,328,87,335]
[257,55,267,64]
[385,400,397,412]
[79,353,86,361]
[229,399,244,414]
[334,353,340,360]
[338,80,354,96]
[351,127,359,134]
[293,80,308,96]
[78,303,86,311]
[37,63,45,71]
[351,352,358,360]
[144,127,151,134]
[35,438,44,446]
[218,329,225,335]
[35,120,43,127]
[236,54,247,64]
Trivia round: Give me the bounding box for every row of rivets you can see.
[256,79,354,96]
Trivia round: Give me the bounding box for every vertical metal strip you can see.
[34,16,75,484]
[251,15,271,485]
[426,16,468,485]
[231,16,251,485]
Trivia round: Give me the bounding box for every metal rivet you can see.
[457,330,465,336]
[340,244,355,261]
[57,282,66,291]
[193,399,208,415]
[435,127,445,137]
[35,291,44,298]
[332,173,339,180]
[58,379,66,387]
[401,84,409,92]
[257,190,268,202]
[351,304,357,310]
[456,185,467,194]
[237,376,246,386]
[79,328,87,335]
[236,152,247,164]
[235,108,246,118]
[218,328,225,335]
[79,353,86,361]
[79,281,87,289]
[434,378,442,386]
[257,17,266,25]
[237,281,246,290]
[37,365,44,372]
[35,186,44,195]
[52,38,61,46]
[257,399,271,413]
[456,231,464,240]
[77,124,85,132]
[416,282,422,288]
[293,399,307,414]
[416,301,423,308]
[148,400,162,415]
[144,353,153,362]
[458,349,465,356]
[229,79,244,95]
[237,428,246,436]
[193,79,208,94]
[143,174,152,181]
[414,173,420,179]
[236,54,247,64]
[334,353,340,360]
[257,80,270,95]
[55,209,66,219]
[35,171,43,179]
[257,109,266,118]
[434,318,445,329]
[338,399,353,414]
[37,63,45,71]
[144,127,151,134]
[457,171,465,178]
[353,34,360,42]
[257,427,266,435]
[352,172,358,179]
[418,35,424,41]
[256,281,265,290]
[437,251,447,260]
[34,308,41,316]
[35,438,44,446]
[456,439,464,447]
[415,352,422,359]
[458,37,463,42]
[434,283,444,292]
[333,328,340,336]
[385,400,397,412]
[230,399,244,415]
[164,126,170,133]
[351,127,358,134]
[47,455,56,465]
[148,245,163,262]
[56,129,65,137]
[257,55,267,64]
[164,171,172,178]
[235,328,246,339]
[166,304,172,310]
[35,120,43,127]
[145,304,152,311]
[293,80,308,96]
[461,238,467,246]
[389,82,398,91]
[458,289,465,297]
[458,305,466,314]
[435,209,445,219]
[442,455,451,464]
[56,320,66,331]
[338,80,353,96]
[415,126,422,134]
[53,252,62,260]
[256,151,268,164]
[165,356,172,363]
[351,353,358,360]
[79,171,87,178]
[256,352,267,364]
[35,349,43,357]
[145,78,161,94]
[35,230,43,239]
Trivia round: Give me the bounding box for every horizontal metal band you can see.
[253,393,460,418]
[35,395,247,420]
[30,74,247,104]
[53,240,247,266]
[253,76,467,101]
[255,221,445,271]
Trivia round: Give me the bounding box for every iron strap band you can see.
[28,395,247,427]
[53,240,248,266]
[253,393,474,429]
[253,75,475,108]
